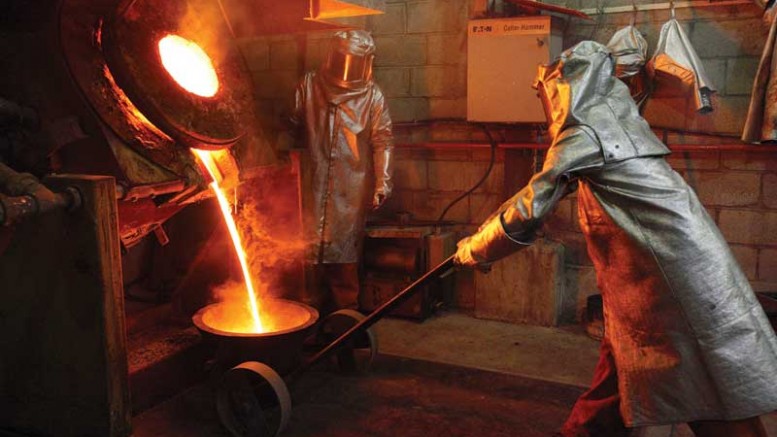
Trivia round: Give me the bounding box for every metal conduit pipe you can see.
[0,162,81,225]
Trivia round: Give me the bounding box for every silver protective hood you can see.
[606,25,650,108]
[648,17,716,113]
[321,30,375,92]
[606,25,647,79]
[533,41,669,163]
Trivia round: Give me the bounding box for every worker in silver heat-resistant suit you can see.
[291,30,393,312]
[455,41,777,437]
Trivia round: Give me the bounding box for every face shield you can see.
[322,30,376,90]
[323,50,374,88]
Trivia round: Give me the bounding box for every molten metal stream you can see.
[193,149,264,333]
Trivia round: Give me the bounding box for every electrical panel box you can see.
[467,16,563,123]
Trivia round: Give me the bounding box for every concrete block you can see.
[374,35,427,66]
[407,0,467,34]
[411,65,465,98]
[562,265,599,323]
[764,173,777,209]
[427,159,502,194]
[428,123,471,142]
[759,248,777,283]
[666,150,721,171]
[730,244,758,281]
[386,97,430,122]
[702,58,726,95]
[429,98,467,119]
[237,38,270,71]
[662,132,728,145]
[411,190,469,222]
[691,19,766,58]
[565,23,622,50]
[719,209,777,246]
[393,125,430,144]
[426,146,470,161]
[471,146,505,163]
[474,239,566,327]
[723,151,777,172]
[333,16,368,29]
[686,96,750,135]
[252,70,299,99]
[643,97,688,130]
[726,57,760,96]
[453,268,476,310]
[374,68,411,97]
[475,161,504,194]
[428,33,467,66]
[470,193,503,224]
[691,171,761,207]
[305,38,327,71]
[367,3,406,35]
[376,189,414,216]
[270,39,299,71]
[392,159,428,190]
[392,146,427,161]
[667,4,762,22]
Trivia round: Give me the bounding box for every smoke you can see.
[207,279,313,333]
[177,0,233,65]
[206,167,311,333]
[237,187,308,300]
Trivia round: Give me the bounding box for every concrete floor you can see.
[374,312,600,388]
[373,312,777,437]
[133,311,777,436]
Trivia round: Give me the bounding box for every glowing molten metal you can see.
[158,35,219,97]
[193,149,264,333]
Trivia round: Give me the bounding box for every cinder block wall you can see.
[237,0,777,321]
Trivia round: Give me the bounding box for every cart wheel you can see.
[217,361,292,437]
[318,309,379,373]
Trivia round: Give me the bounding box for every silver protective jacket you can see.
[743,2,777,142]
[648,16,716,113]
[293,68,393,264]
[473,41,777,426]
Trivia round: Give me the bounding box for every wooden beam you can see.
[0,175,130,436]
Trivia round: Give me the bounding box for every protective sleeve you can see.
[369,85,394,200]
[289,78,306,128]
[458,126,605,266]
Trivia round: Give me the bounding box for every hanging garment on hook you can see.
[606,25,650,109]
[742,2,777,143]
[647,18,716,113]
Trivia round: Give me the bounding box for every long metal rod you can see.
[580,0,752,15]
[290,255,456,379]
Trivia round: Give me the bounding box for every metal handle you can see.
[0,187,81,226]
[290,255,456,379]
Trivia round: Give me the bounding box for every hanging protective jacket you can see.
[648,15,716,113]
